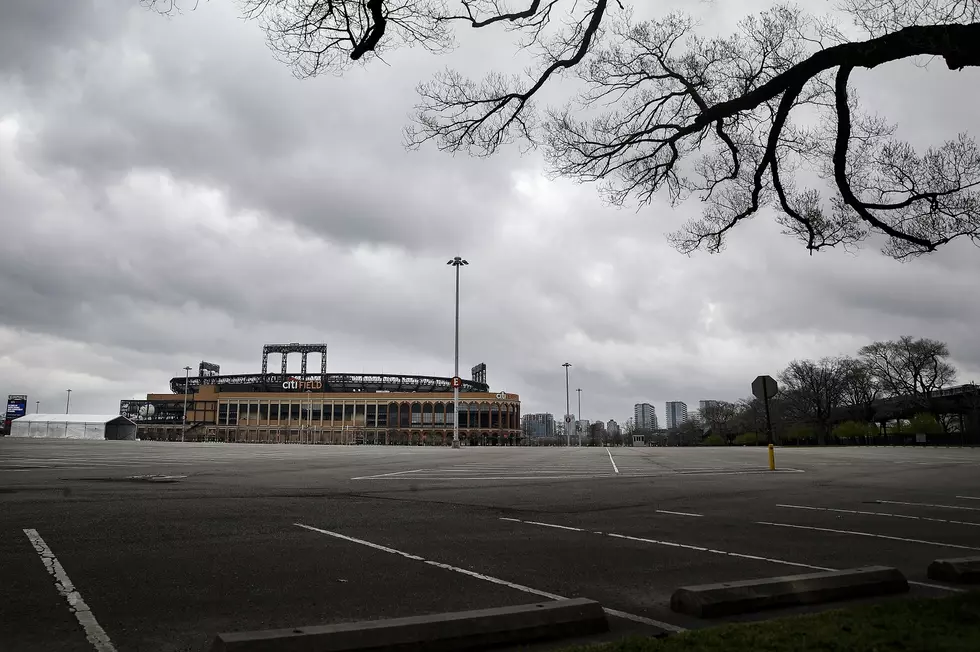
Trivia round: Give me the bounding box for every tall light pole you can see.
[562,363,572,447]
[181,366,192,443]
[306,389,312,445]
[576,388,583,446]
[65,389,71,415]
[448,256,468,449]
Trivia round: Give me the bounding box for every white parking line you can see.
[353,474,621,481]
[655,510,703,518]
[350,468,426,480]
[501,517,964,593]
[23,529,116,652]
[294,523,686,633]
[757,521,980,551]
[500,517,585,532]
[777,504,980,527]
[349,469,804,481]
[501,517,831,571]
[606,449,620,474]
[956,496,980,501]
[876,500,980,512]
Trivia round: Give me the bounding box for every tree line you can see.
[632,336,969,446]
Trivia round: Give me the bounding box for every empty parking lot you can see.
[2,441,979,651]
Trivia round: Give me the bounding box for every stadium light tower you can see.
[448,256,468,449]
[576,388,583,446]
[562,363,571,447]
[65,389,71,415]
[181,366,192,443]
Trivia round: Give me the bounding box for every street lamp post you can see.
[181,366,192,443]
[562,363,572,447]
[448,256,468,449]
[65,389,71,414]
[306,389,312,445]
[576,388,583,446]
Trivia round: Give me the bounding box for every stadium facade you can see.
[120,344,522,445]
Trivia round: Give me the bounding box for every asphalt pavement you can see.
[2,440,979,651]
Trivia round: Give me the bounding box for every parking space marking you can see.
[350,468,427,480]
[23,529,117,652]
[956,496,980,501]
[876,500,980,512]
[777,504,980,527]
[655,510,703,518]
[353,474,621,481]
[606,449,620,474]
[500,517,585,532]
[502,518,965,593]
[500,517,832,571]
[294,522,686,633]
[757,521,980,551]
[350,468,805,482]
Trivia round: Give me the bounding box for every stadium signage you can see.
[282,378,323,390]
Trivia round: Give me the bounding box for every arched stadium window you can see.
[479,403,490,429]
[422,402,433,425]
[399,402,410,428]
[490,403,500,429]
[386,402,397,429]
[411,402,422,426]
[434,402,445,425]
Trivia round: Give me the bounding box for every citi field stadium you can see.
[119,344,522,445]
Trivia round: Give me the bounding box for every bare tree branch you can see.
[144,0,980,260]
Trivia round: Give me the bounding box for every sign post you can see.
[751,375,779,470]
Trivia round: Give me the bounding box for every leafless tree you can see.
[699,401,741,444]
[669,413,705,446]
[149,0,980,258]
[858,336,957,414]
[839,356,880,421]
[779,356,854,443]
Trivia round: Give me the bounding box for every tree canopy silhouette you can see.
[150,0,980,259]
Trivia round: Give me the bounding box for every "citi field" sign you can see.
[282,378,323,390]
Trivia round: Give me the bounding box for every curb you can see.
[927,556,980,584]
[210,598,609,652]
[670,566,909,618]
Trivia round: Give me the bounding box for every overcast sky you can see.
[1,0,978,425]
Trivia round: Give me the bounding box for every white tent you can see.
[9,414,137,441]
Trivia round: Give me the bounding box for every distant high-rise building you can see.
[521,413,555,440]
[606,419,620,436]
[665,401,688,429]
[633,403,657,430]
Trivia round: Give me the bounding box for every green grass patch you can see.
[561,592,980,652]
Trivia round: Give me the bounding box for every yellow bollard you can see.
[768,443,776,470]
